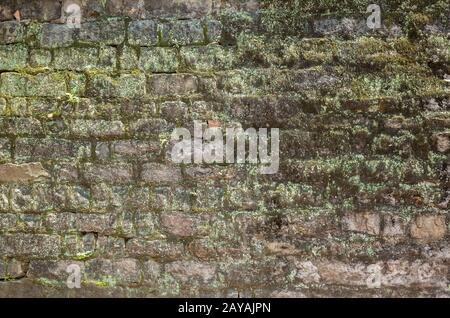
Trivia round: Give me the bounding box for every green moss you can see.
[404,12,431,40]
[73,251,94,261]
[35,278,57,287]
[85,280,110,287]
[65,92,81,105]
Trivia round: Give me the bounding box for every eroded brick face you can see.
[0,0,449,298]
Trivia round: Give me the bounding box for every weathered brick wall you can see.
[0,0,449,297]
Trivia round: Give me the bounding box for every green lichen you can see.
[73,251,95,261]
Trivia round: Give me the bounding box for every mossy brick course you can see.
[0,0,449,298]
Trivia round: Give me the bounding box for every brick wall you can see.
[0,0,449,297]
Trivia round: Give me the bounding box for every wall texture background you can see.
[0,0,449,297]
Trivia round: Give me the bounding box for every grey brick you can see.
[78,18,125,45]
[40,23,75,48]
[83,163,134,183]
[141,163,182,184]
[0,45,27,70]
[53,47,98,71]
[0,234,60,258]
[69,119,125,139]
[139,47,179,73]
[128,20,158,46]
[148,74,198,96]
[0,21,25,44]
[160,20,205,46]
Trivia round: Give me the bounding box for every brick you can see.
[383,260,448,288]
[119,100,157,118]
[205,19,222,43]
[81,233,97,256]
[96,235,126,257]
[120,46,138,70]
[142,260,161,284]
[141,163,182,184]
[410,215,447,242]
[10,184,53,212]
[17,214,44,232]
[90,183,113,210]
[87,74,146,98]
[181,45,234,71]
[160,212,197,238]
[98,46,117,71]
[151,187,191,212]
[27,98,58,118]
[69,120,125,139]
[110,258,141,285]
[29,49,52,67]
[382,215,407,237]
[128,20,158,46]
[52,163,79,182]
[67,72,87,96]
[84,258,141,285]
[0,234,60,258]
[116,74,146,98]
[129,118,174,136]
[5,259,26,278]
[317,260,448,289]
[0,45,27,70]
[0,0,14,21]
[54,185,90,211]
[191,186,224,212]
[0,213,16,229]
[342,212,381,235]
[0,98,5,115]
[148,74,198,96]
[107,140,160,160]
[434,133,450,153]
[139,47,179,73]
[145,0,212,19]
[83,163,134,183]
[76,214,115,234]
[0,163,49,183]
[0,72,67,97]
[317,261,377,287]
[134,212,158,237]
[0,118,43,136]
[16,0,61,21]
[160,101,189,123]
[73,0,107,19]
[160,20,204,46]
[126,239,184,261]
[0,21,25,44]
[53,47,98,71]
[40,23,75,48]
[0,185,9,211]
[313,18,368,37]
[0,138,11,162]
[28,260,84,280]
[7,97,28,116]
[114,211,136,238]
[43,212,77,232]
[166,261,216,284]
[78,18,126,45]
[15,138,91,160]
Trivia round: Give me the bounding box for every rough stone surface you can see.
[0,163,49,182]
[410,215,447,242]
[0,0,448,298]
[342,212,381,235]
